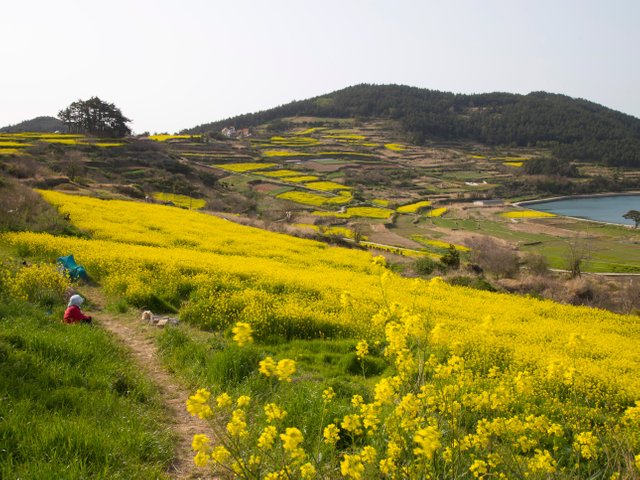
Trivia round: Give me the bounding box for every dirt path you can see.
[87,290,215,479]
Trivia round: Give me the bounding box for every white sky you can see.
[1,0,639,134]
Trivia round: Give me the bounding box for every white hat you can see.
[68,294,84,307]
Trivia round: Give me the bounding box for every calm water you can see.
[527,194,640,225]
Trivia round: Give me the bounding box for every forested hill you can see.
[0,116,67,133]
[184,84,640,167]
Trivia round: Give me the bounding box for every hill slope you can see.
[183,84,640,167]
[3,190,640,477]
[0,115,67,133]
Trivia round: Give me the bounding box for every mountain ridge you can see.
[0,115,67,133]
[181,84,640,167]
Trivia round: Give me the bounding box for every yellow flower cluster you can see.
[304,181,351,192]
[215,162,277,172]
[2,262,69,306]
[6,191,640,478]
[152,192,206,209]
[501,210,556,218]
[232,322,254,346]
[258,169,302,178]
[148,134,200,142]
[259,357,296,382]
[344,207,394,219]
[425,207,447,217]
[281,175,319,183]
[384,143,407,151]
[396,200,432,213]
[276,190,352,206]
[186,388,213,419]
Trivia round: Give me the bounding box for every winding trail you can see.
[87,289,215,479]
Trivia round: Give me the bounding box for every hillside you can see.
[183,84,640,167]
[0,115,67,133]
[2,190,639,478]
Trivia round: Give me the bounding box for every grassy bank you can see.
[0,294,174,478]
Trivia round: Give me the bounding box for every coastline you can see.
[514,190,640,207]
[513,191,640,227]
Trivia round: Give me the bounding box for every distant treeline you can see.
[183,84,640,167]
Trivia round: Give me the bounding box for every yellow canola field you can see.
[502,210,556,219]
[3,191,640,401]
[397,200,432,214]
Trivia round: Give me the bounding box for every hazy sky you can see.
[2,0,639,133]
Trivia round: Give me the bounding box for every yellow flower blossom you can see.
[227,409,248,437]
[194,450,209,467]
[374,377,396,405]
[258,426,278,450]
[191,434,210,452]
[259,357,277,377]
[216,392,232,408]
[413,425,441,459]
[232,321,253,346]
[210,445,231,464]
[280,427,304,451]
[356,340,369,360]
[264,403,287,423]
[237,395,251,408]
[574,431,599,460]
[186,388,213,419]
[300,462,316,479]
[323,423,340,445]
[322,387,336,402]
[275,359,296,382]
[341,453,365,480]
[469,459,488,478]
[341,414,363,435]
[360,445,377,464]
[527,449,556,474]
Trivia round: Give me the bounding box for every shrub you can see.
[440,244,460,270]
[414,257,439,276]
[468,236,519,278]
[447,275,496,292]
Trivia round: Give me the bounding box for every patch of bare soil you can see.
[507,219,584,238]
[368,224,424,249]
[86,290,215,479]
[252,182,283,193]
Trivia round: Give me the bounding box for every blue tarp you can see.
[57,254,88,281]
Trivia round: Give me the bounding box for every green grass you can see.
[399,216,640,273]
[155,324,384,429]
[0,297,174,478]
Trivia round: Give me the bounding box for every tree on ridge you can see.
[58,97,131,137]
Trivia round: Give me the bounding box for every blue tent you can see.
[57,255,88,281]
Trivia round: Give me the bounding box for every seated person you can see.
[64,294,92,324]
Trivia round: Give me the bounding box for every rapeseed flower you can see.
[413,425,441,459]
[323,423,340,444]
[259,357,276,377]
[341,453,365,480]
[275,359,296,382]
[211,445,231,464]
[264,403,287,423]
[186,388,213,419]
[227,409,248,437]
[258,426,278,450]
[280,427,304,451]
[216,392,232,408]
[574,431,599,459]
[232,321,253,346]
[356,339,369,360]
[191,434,210,452]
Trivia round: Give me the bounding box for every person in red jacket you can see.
[64,294,92,324]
